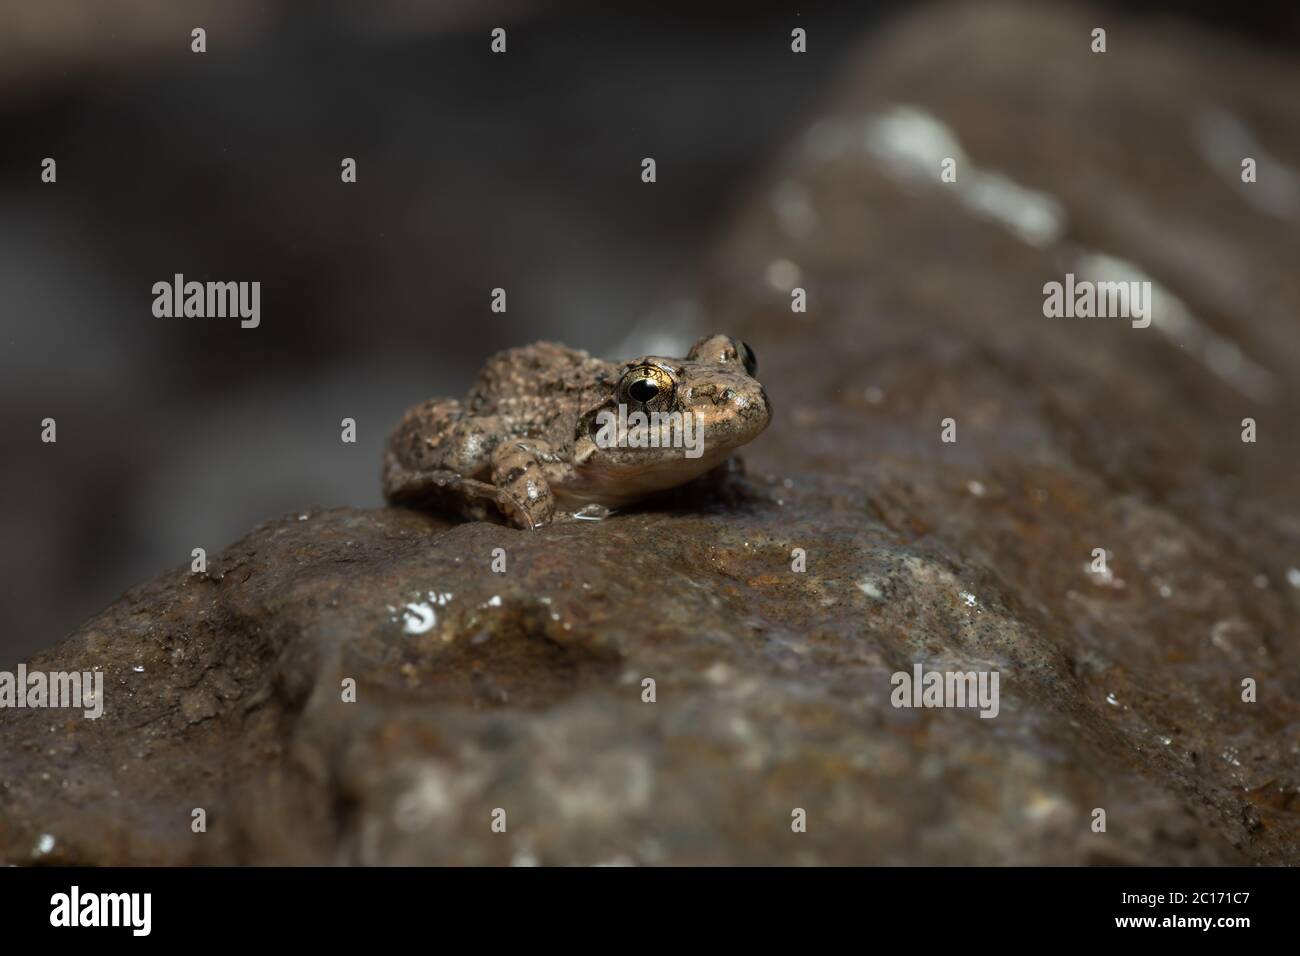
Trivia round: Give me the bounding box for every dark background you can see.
[3,0,1298,665]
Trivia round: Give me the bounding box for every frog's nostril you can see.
[628,378,659,403]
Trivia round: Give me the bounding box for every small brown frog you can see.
[382,335,771,528]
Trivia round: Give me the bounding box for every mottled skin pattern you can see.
[383,334,771,528]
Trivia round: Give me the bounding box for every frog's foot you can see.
[489,440,563,530]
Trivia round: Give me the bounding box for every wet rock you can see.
[3,1,1300,864]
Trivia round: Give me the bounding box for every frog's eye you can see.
[739,341,757,377]
[628,378,660,403]
[618,364,675,410]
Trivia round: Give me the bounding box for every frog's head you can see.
[569,334,771,506]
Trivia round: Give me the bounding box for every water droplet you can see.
[573,504,608,521]
[857,578,883,599]
[401,602,436,634]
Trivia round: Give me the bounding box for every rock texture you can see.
[4,1,1300,864]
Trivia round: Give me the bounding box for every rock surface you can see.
[4,1,1300,864]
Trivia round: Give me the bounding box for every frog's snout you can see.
[701,375,771,445]
[736,378,772,425]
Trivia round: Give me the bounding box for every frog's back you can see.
[465,341,615,448]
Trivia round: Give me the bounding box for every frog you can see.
[382,334,771,529]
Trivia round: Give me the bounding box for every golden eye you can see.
[628,378,659,403]
[619,365,674,408]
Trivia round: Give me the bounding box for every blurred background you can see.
[2,0,1298,665]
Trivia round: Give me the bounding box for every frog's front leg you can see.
[489,438,573,530]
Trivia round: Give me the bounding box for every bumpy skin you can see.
[382,334,771,528]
